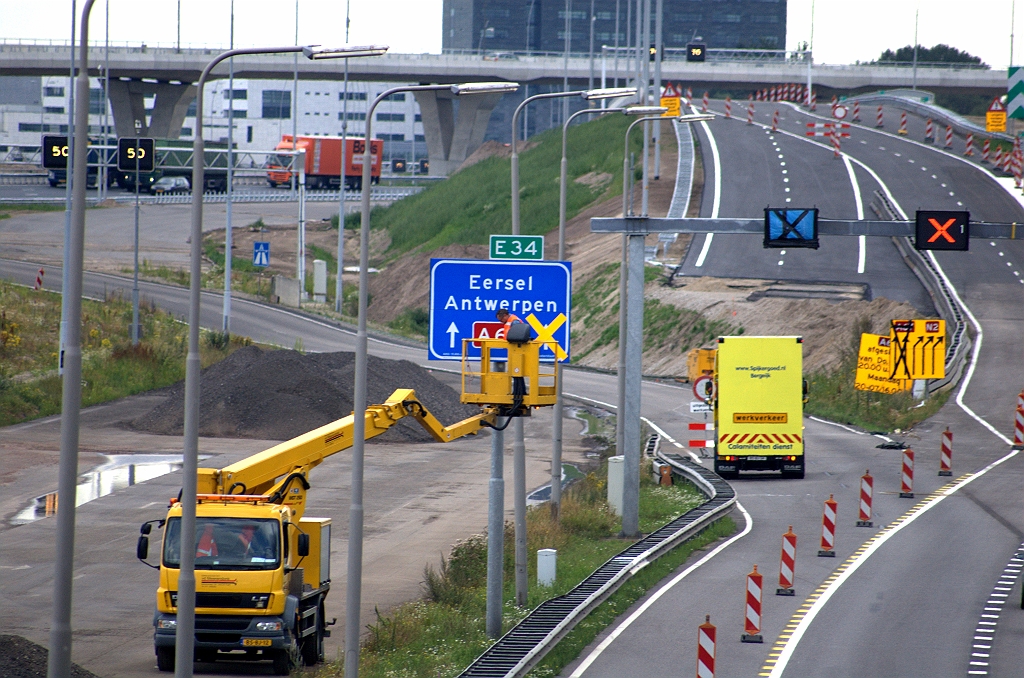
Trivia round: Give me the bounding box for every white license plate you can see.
[747,456,767,461]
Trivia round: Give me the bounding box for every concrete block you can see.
[537,549,556,587]
[271,275,301,308]
[313,259,327,303]
[607,455,624,516]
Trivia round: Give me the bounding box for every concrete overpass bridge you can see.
[2,41,1003,175]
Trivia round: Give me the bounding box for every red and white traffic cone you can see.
[944,125,954,149]
[34,267,44,291]
[686,86,693,101]
[852,100,861,122]
[965,132,974,157]
[702,92,709,113]
[724,96,732,119]
[939,427,953,476]
[771,109,779,132]
[857,470,873,527]
[898,111,908,135]
[832,131,841,159]
[747,97,755,125]
[777,526,797,596]
[924,118,934,142]
[1014,406,1024,448]
[819,494,837,557]
[697,615,716,678]
[900,448,915,498]
[742,565,764,643]
[982,138,991,163]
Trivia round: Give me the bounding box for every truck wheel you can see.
[268,181,278,188]
[272,649,292,676]
[155,647,174,672]
[300,605,325,666]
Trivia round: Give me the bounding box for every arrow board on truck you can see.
[428,258,571,362]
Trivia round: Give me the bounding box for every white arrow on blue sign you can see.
[253,241,270,267]
[428,258,572,361]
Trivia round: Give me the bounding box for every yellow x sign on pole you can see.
[526,313,568,361]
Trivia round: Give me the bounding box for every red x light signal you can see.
[915,210,969,251]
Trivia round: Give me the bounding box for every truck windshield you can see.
[162,517,280,571]
[270,154,292,168]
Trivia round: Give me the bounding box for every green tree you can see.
[877,43,988,68]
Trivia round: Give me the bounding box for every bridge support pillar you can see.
[107,79,196,140]
[414,89,504,176]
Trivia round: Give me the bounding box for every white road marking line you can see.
[569,502,753,678]
[695,234,714,267]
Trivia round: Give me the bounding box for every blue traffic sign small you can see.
[764,207,819,249]
[253,241,270,267]
[429,258,572,361]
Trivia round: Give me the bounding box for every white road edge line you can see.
[693,104,721,268]
[568,502,753,678]
[840,153,867,274]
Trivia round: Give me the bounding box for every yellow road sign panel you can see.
[987,111,1007,132]
[855,333,910,394]
[660,96,681,118]
[890,319,946,380]
[526,312,568,361]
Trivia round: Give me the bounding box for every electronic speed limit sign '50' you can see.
[117,137,155,172]
[42,135,70,169]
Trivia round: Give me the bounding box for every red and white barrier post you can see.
[777,526,797,596]
[898,111,908,135]
[771,109,779,132]
[724,96,732,119]
[742,565,764,643]
[1014,406,1024,448]
[965,132,974,157]
[689,422,715,449]
[702,91,709,113]
[852,100,860,122]
[832,130,842,159]
[34,267,44,291]
[697,615,716,678]
[876,105,884,128]
[830,95,838,112]
[924,118,934,142]
[809,90,817,111]
[819,494,837,557]
[747,97,755,125]
[944,125,953,148]
[995,145,1004,170]
[982,138,991,163]
[900,448,915,498]
[939,427,953,476]
[686,86,693,100]
[857,470,873,527]
[1017,389,1024,411]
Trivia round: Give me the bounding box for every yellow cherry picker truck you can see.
[136,326,555,673]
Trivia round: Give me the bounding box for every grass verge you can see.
[312,453,733,678]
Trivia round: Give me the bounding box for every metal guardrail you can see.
[850,93,1014,144]
[0,186,424,207]
[0,174,47,185]
[457,438,735,678]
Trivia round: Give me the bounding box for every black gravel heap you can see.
[0,635,100,678]
[130,346,479,443]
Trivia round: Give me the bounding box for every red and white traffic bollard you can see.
[777,526,797,596]
[784,83,791,101]
[819,494,837,557]
[944,125,954,148]
[982,138,991,163]
[747,97,755,125]
[965,132,974,156]
[1014,406,1024,448]
[771,109,779,132]
[769,85,776,102]
[900,448,915,498]
[830,95,838,112]
[724,96,732,119]
[898,111,908,135]
[876,105,884,128]
[34,267,44,291]
[702,91,709,113]
[857,470,873,527]
[939,427,953,476]
[852,100,861,121]
[924,118,934,142]
[686,86,693,101]
[995,145,1004,170]
[742,565,764,643]
[832,131,841,159]
[809,91,817,111]
[1017,389,1024,411]
[697,615,716,678]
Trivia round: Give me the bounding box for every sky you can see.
[0,0,1019,69]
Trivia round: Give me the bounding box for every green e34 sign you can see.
[489,235,544,260]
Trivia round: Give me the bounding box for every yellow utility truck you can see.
[685,347,716,383]
[136,330,555,673]
[713,336,806,479]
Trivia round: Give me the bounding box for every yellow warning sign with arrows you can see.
[855,333,910,394]
[889,319,946,380]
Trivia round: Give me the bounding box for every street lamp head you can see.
[677,113,716,123]
[582,87,637,100]
[451,81,521,95]
[623,105,668,116]
[303,44,389,60]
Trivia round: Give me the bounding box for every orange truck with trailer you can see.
[266,135,382,191]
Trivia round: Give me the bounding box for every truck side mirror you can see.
[297,533,310,558]
[137,535,150,561]
[140,522,152,535]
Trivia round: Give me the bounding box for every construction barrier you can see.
[686,87,693,101]
[924,118,935,142]
[697,615,716,678]
[830,95,838,112]
[852,101,860,122]
[34,267,44,291]
[742,565,764,643]
[747,98,755,125]
[724,96,732,119]
[898,111,908,135]
[1014,406,1024,448]
[769,85,777,102]
[965,132,974,157]
[944,125,953,149]
[771,109,779,132]
[900,449,915,498]
[876,105,884,128]
[1017,389,1024,411]
[857,470,873,527]
[1006,151,1015,177]
[702,92,709,113]
[819,494,837,557]
[939,427,953,476]
[832,132,842,159]
[995,146,1004,169]
[688,422,715,448]
[982,138,991,163]
[809,91,817,111]
[777,526,797,596]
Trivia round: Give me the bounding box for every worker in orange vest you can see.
[496,308,521,339]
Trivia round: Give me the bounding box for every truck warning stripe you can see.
[720,433,803,444]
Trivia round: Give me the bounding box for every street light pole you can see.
[350,80,519,674]
[132,120,141,346]
[336,0,351,314]
[223,0,235,335]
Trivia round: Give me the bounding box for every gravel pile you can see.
[0,635,100,678]
[130,346,479,443]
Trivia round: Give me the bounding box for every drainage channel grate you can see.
[457,451,734,678]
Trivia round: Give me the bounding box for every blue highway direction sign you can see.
[429,258,572,361]
[253,241,270,267]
